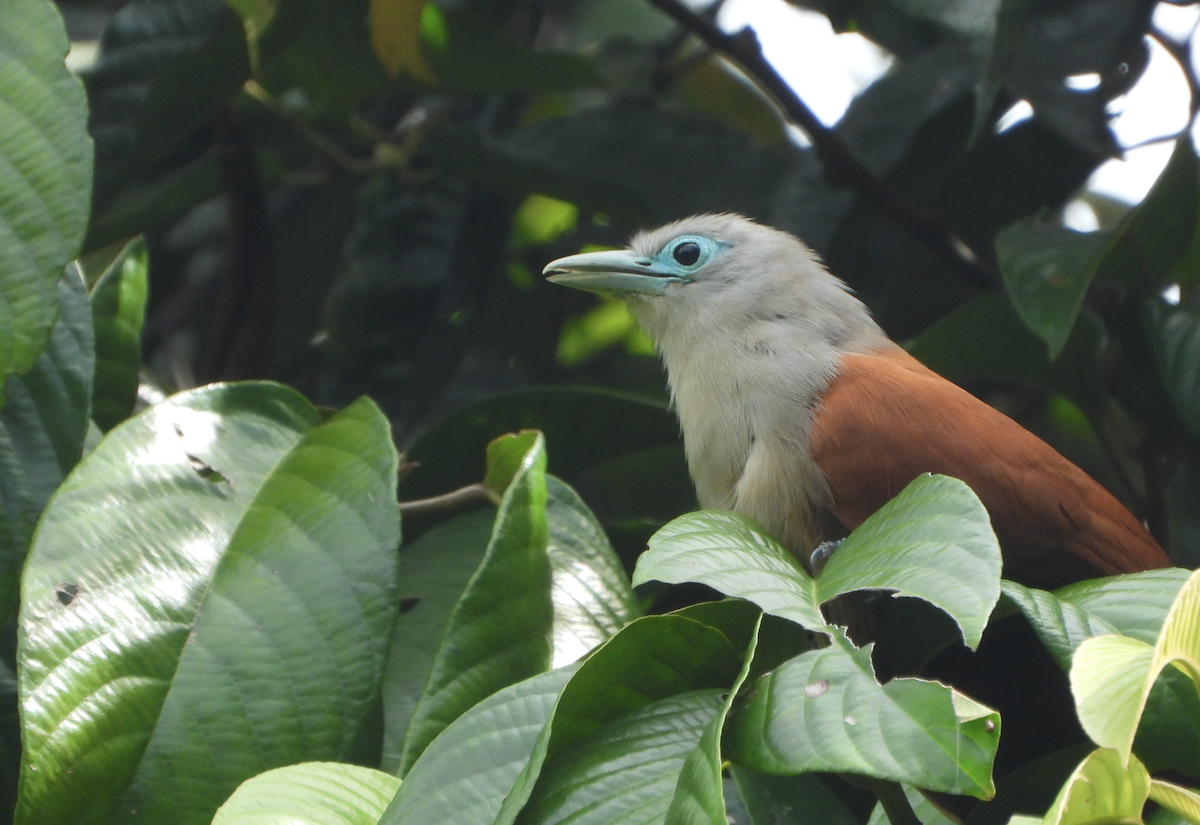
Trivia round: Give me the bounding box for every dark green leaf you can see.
[909,290,1109,417]
[727,631,1000,798]
[89,240,148,432]
[380,509,493,774]
[212,762,401,824]
[396,432,552,774]
[1098,138,1200,294]
[381,667,576,825]
[516,690,726,825]
[0,268,93,625]
[666,616,762,825]
[400,387,678,500]
[0,0,92,396]
[995,218,1111,359]
[18,385,400,824]
[731,769,875,825]
[1143,301,1200,447]
[495,614,743,825]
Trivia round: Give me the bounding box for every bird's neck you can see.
[629,286,887,556]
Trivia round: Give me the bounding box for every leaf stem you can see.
[398,482,497,517]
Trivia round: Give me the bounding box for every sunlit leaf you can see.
[213,762,400,824]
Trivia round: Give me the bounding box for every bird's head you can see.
[543,213,882,348]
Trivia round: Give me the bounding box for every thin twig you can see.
[647,0,997,291]
[398,482,496,517]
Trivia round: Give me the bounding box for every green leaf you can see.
[517,690,726,825]
[380,509,492,774]
[1149,779,1200,825]
[1098,138,1200,294]
[381,667,576,825]
[817,474,1002,650]
[0,267,92,626]
[1003,570,1199,778]
[996,218,1111,359]
[635,475,1002,649]
[666,616,762,825]
[727,630,1000,798]
[1071,568,1200,765]
[865,784,955,825]
[730,768,876,825]
[1030,748,1151,825]
[545,476,641,666]
[396,432,552,774]
[485,430,541,497]
[0,0,92,397]
[382,474,639,774]
[1144,301,1200,448]
[17,384,401,825]
[400,387,678,501]
[212,762,401,824]
[909,291,1109,418]
[89,239,147,432]
[495,614,744,825]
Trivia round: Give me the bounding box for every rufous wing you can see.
[808,345,1173,588]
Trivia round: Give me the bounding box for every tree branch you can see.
[647,0,997,290]
[398,482,496,517]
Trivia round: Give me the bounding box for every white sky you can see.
[720,0,1200,211]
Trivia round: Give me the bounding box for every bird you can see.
[542,213,1173,589]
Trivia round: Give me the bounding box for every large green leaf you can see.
[0,267,92,625]
[995,218,1110,360]
[1023,748,1151,825]
[909,290,1109,417]
[381,509,493,774]
[382,667,577,825]
[0,0,92,397]
[1003,569,1199,778]
[727,630,1000,798]
[1144,301,1200,448]
[17,384,400,825]
[1070,568,1200,765]
[515,690,726,825]
[634,475,1002,649]
[545,476,641,665]
[396,432,553,774]
[665,615,762,825]
[382,473,638,773]
[89,240,147,432]
[400,387,678,500]
[495,614,744,825]
[212,762,401,824]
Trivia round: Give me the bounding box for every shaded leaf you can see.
[730,768,875,825]
[0,268,93,625]
[17,385,400,825]
[369,0,437,81]
[995,218,1110,359]
[1030,748,1151,825]
[727,630,1000,798]
[0,0,92,397]
[400,387,678,501]
[89,239,147,432]
[515,690,726,825]
[212,762,401,824]
[1144,301,1200,448]
[382,667,576,825]
[396,432,552,774]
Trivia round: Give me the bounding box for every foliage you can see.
[1,0,1199,822]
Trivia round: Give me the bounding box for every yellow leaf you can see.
[369,0,438,83]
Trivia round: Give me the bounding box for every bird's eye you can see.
[673,241,701,266]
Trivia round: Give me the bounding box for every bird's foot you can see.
[809,539,843,576]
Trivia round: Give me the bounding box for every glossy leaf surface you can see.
[396,431,552,774]
[17,384,400,824]
[0,0,92,395]
[89,240,147,431]
[727,631,1000,798]
[212,762,401,825]
[0,268,92,624]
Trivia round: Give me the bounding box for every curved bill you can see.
[542,249,685,296]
